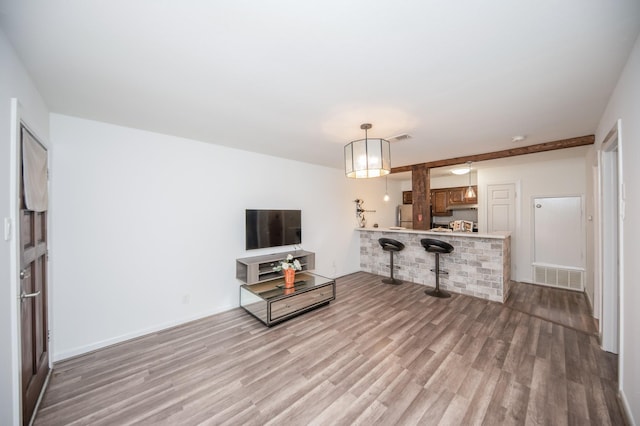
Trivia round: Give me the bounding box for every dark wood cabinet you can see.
[431,186,477,216]
[431,189,451,216]
[448,186,477,205]
[402,191,412,204]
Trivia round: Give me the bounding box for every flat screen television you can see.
[245,209,301,250]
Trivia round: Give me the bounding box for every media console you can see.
[236,250,315,285]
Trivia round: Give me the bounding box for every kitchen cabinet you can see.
[431,189,452,216]
[431,186,477,216]
[448,186,477,205]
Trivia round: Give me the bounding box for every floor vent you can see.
[532,265,583,291]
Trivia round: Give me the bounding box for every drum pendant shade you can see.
[344,123,391,179]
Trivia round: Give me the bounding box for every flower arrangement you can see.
[273,254,302,272]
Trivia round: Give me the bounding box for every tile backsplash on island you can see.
[359,229,511,302]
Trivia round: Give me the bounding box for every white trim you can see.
[593,163,602,321]
[615,120,625,392]
[52,304,235,362]
[599,120,623,379]
[9,98,21,426]
[619,388,635,426]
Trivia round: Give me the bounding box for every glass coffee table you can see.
[239,272,336,326]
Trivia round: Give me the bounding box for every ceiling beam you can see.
[390,134,595,173]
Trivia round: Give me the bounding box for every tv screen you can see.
[246,209,302,250]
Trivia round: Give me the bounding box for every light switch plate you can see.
[4,217,11,241]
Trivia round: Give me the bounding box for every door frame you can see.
[9,98,52,425]
[598,120,624,362]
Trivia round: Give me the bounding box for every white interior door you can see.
[487,183,516,232]
[486,183,517,278]
[533,197,583,267]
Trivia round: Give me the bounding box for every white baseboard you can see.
[619,388,636,426]
[584,287,594,315]
[52,304,236,362]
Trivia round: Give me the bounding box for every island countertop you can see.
[357,227,511,302]
[355,227,510,239]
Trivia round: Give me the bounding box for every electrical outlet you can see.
[182,294,190,304]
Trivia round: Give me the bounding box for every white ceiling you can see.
[1,1,639,170]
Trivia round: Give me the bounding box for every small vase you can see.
[284,268,296,288]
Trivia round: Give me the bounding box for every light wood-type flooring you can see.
[34,272,625,425]
[505,281,598,335]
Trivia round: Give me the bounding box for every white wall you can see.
[476,146,589,283]
[49,114,390,360]
[594,34,640,424]
[431,171,477,189]
[0,28,50,426]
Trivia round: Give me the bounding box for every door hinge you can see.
[3,217,11,241]
[47,330,50,341]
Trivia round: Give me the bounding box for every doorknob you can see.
[20,290,41,301]
[20,269,31,279]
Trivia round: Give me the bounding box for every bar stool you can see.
[420,238,454,298]
[378,238,405,285]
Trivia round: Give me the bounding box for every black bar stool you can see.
[378,238,405,285]
[420,238,454,298]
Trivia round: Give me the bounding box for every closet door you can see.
[533,196,584,290]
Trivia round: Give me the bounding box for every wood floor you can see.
[505,281,598,335]
[35,273,625,425]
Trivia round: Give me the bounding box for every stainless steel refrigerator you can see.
[397,205,413,228]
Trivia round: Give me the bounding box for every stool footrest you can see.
[429,268,448,275]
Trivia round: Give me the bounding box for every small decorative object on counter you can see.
[451,220,474,232]
[273,254,302,288]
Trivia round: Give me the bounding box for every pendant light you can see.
[383,175,390,202]
[465,161,476,199]
[344,123,391,178]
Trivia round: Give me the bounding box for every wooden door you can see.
[20,127,50,425]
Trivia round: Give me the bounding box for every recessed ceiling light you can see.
[512,135,526,143]
[451,167,470,175]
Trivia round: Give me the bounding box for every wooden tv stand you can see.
[236,250,315,285]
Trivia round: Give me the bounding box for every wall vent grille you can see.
[532,265,583,291]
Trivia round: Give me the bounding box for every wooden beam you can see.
[391,135,594,173]
[411,164,429,230]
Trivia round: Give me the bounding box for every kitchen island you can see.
[358,228,511,303]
